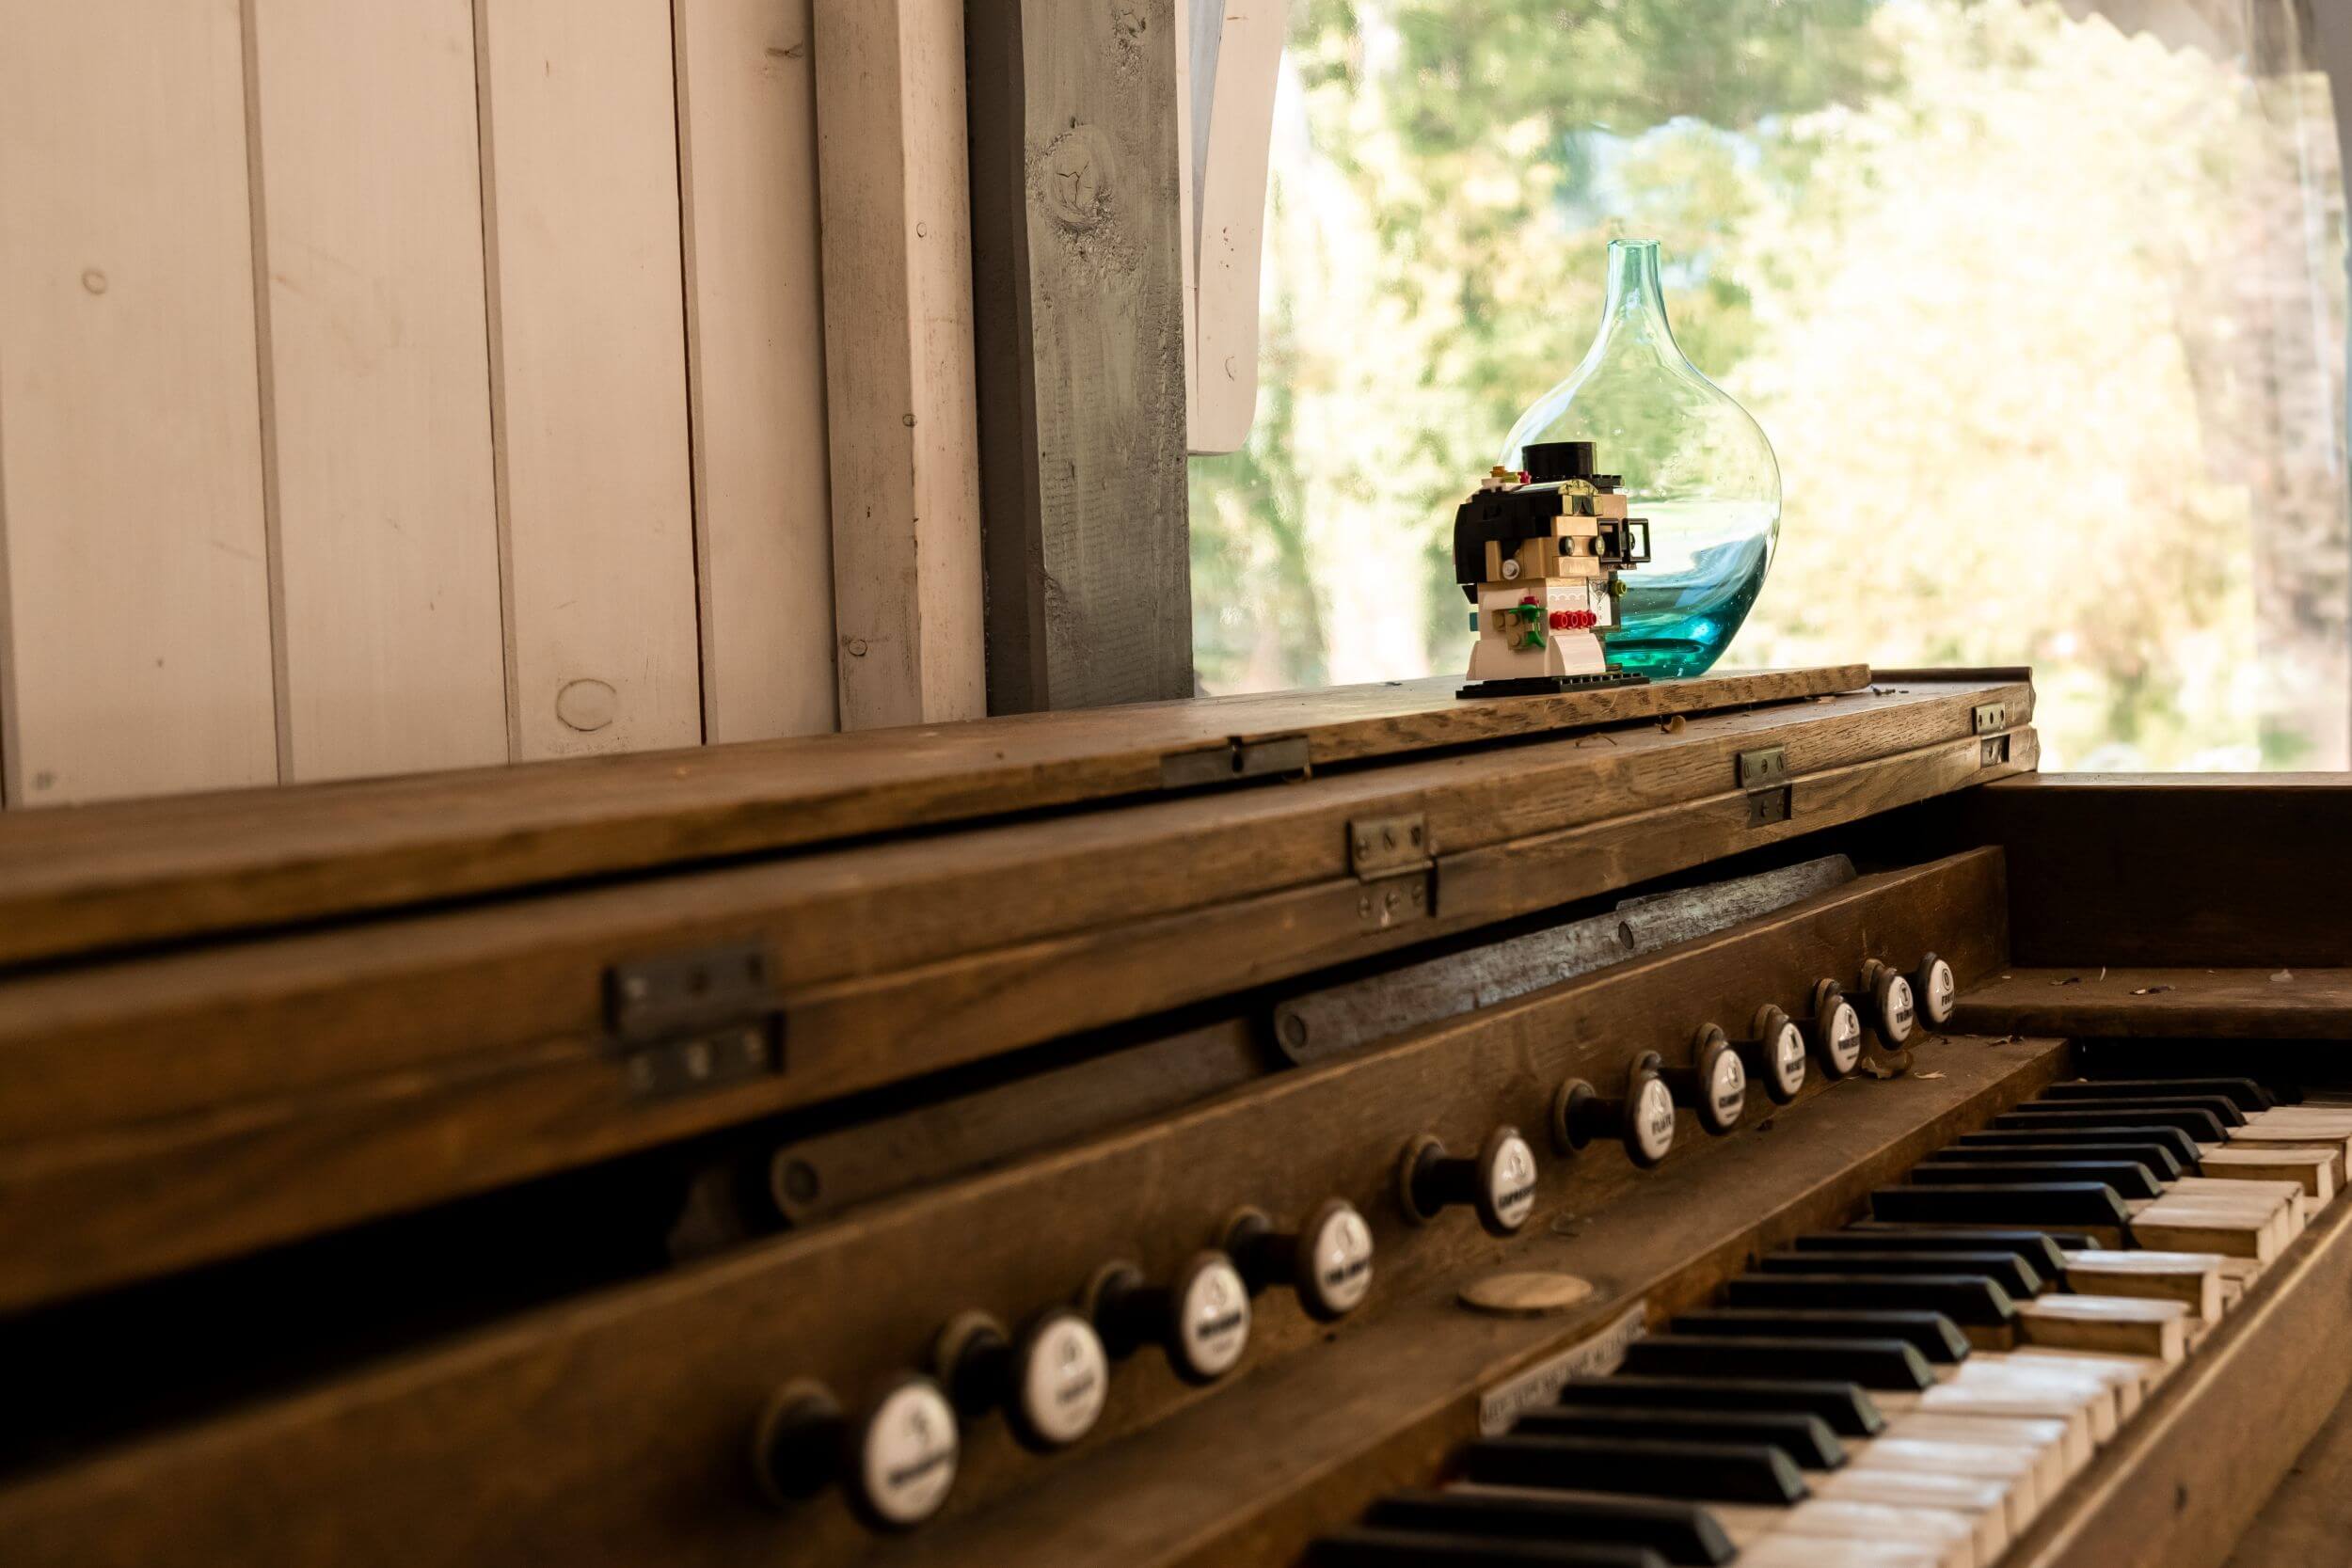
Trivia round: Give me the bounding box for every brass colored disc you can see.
[1456,1271,1596,1318]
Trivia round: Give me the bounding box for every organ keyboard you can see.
[3,664,2349,1568]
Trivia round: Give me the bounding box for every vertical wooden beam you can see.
[0,0,279,805]
[675,0,841,743]
[811,0,986,730]
[477,0,703,760]
[248,0,509,782]
[967,0,1195,712]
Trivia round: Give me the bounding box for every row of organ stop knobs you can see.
[761,954,1957,1530]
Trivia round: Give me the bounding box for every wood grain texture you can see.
[0,861,2026,1567]
[0,664,1871,969]
[2009,1163,2352,1568]
[1966,774,2352,968]
[1952,967,2352,1039]
[675,0,840,742]
[248,0,509,782]
[813,0,986,729]
[2224,1377,2352,1567]
[968,0,1194,711]
[0,0,278,805]
[477,0,702,760]
[0,704,2022,1307]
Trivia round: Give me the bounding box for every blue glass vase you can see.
[1502,239,1781,678]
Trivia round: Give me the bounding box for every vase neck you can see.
[1595,240,1682,360]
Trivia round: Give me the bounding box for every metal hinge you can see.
[1159,734,1312,790]
[1346,811,1436,930]
[1973,701,2009,736]
[1354,870,1434,932]
[1737,746,1788,789]
[1348,812,1428,879]
[1738,745,1792,827]
[605,940,784,1101]
[1980,734,2012,767]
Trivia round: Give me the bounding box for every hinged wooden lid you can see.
[0,665,1864,970]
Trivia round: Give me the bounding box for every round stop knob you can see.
[1551,1052,1677,1168]
[1733,1004,1808,1103]
[1397,1126,1539,1236]
[1803,979,1865,1079]
[1859,959,1918,1047]
[1663,1025,1746,1135]
[1227,1198,1376,1321]
[932,1308,1107,1452]
[1088,1252,1252,1386]
[753,1374,960,1532]
[1913,952,1957,1028]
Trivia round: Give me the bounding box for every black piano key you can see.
[1925,1141,2185,1180]
[1618,1333,1934,1389]
[2019,1092,2247,1128]
[1869,1181,2135,1229]
[1910,1158,2164,1201]
[1462,1434,1809,1507]
[2040,1077,2274,1112]
[1672,1307,1969,1364]
[1994,1104,2231,1141]
[1554,1374,1884,1437]
[1513,1406,1845,1470]
[1311,1527,1668,1567]
[1756,1246,2044,1298]
[1365,1490,1734,1568]
[1955,1124,2201,1168]
[1794,1227,2077,1275]
[1720,1274,2017,1328]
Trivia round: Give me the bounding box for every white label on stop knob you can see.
[1924,959,1956,1024]
[1633,1078,1677,1164]
[1827,1001,1864,1072]
[1884,974,1916,1041]
[1309,1205,1375,1315]
[1178,1259,1252,1380]
[859,1380,959,1528]
[1018,1316,1108,1448]
[1488,1133,1539,1231]
[1708,1049,1746,1120]
[1769,1022,1807,1098]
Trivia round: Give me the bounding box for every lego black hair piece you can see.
[1453,486,1565,597]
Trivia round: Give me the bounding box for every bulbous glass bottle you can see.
[1503,239,1781,678]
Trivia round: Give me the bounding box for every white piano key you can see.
[2014,1294,2188,1362]
[1811,1466,2014,1560]
[1735,1534,1956,1568]
[1883,1410,2076,1490]
[1843,1436,2043,1532]
[1748,1499,1980,1568]
[2061,1249,2226,1319]
[2198,1145,2335,1201]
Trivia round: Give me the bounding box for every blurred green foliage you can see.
[1191,0,2349,768]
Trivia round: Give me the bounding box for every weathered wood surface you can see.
[2010,1151,2352,1568]
[0,855,2023,1566]
[2223,1375,2352,1567]
[1966,773,2352,968]
[0,664,1867,970]
[966,0,1193,711]
[0,695,2025,1308]
[812,0,986,730]
[1952,968,2352,1039]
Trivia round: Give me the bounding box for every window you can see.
[1189,0,2350,768]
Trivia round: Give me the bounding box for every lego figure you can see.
[1454,439,1652,698]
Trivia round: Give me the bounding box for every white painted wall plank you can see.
[675,0,839,743]
[250,0,510,781]
[478,0,703,758]
[0,0,279,805]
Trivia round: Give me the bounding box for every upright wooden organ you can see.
[4,664,2349,1568]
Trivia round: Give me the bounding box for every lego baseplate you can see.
[1457,671,1652,700]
